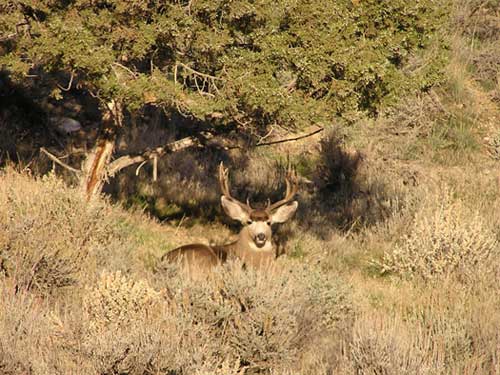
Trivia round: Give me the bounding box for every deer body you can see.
[162,163,298,271]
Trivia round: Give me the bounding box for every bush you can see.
[83,271,164,334]
[79,271,179,375]
[75,260,352,374]
[0,169,117,293]
[347,282,500,374]
[381,188,498,283]
[165,261,351,372]
[1,0,450,129]
[0,280,92,375]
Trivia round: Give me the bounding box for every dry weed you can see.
[155,259,352,373]
[381,187,498,283]
[0,169,118,293]
[0,280,93,375]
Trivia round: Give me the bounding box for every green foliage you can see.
[1,0,450,129]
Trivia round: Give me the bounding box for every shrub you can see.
[0,280,92,375]
[347,310,473,374]
[0,169,117,293]
[83,271,164,334]
[348,314,426,375]
[349,284,500,374]
[69,261,352,374]
[176,263,349,371]
[153,260,352,373]
[79,271,182,375]
[381,188,498,283]
[1,0,450,130]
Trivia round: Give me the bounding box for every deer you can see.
[161,162,299,271]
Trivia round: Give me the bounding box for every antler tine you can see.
[218,162,230,197]
[218,162,252,210]
[284,166,294,197]
[267,164,299,211]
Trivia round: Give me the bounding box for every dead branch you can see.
[40,148,81,174]
[108,155,145,176]
[107,133,213,177]
[112,62,138,78]
[178,62,224,81]
[106,125,323,177]
[206,125,325,150]
[135,160,148,176]
[81,100,122,200]
[57,71,74,92]
[256,127,275,145]
[254,125,324,147]
[153,155,158,181]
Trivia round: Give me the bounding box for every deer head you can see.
[218,162,298,250]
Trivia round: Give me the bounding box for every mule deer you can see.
[161,162,299,270]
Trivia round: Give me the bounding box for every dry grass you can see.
[380,187,498,283]
[0,168,352,374]
[0,169,120,294]
[2,2,500,374]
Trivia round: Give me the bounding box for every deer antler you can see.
[219,162,252,211]
[267,165,298,211]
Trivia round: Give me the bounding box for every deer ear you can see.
[270,201,298,224]
[221,196,250,223]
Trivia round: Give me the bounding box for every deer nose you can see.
[256,233,266,242]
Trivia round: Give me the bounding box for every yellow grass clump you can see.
[381,188,498,283]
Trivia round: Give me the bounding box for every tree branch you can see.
[254,125,324,147]
[106,125,323,177]
[107,133,213,177]
[57,71,74,92]
[40,148,81,174]
[178,62,224,81]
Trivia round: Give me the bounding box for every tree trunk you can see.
[80,100,123,200]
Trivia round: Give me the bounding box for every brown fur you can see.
[163,244,227,268]
[249,210,270,221]
[162,236,274,272]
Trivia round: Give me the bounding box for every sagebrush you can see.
[381,188,498,283]
[0,170,118,293]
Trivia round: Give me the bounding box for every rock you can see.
[51,117,82,135]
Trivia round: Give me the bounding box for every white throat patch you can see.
[247,240,273,253]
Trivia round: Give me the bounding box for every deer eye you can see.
[246,220,253,225]
[266,221,271,226]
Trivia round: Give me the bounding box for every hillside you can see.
[1,0,500,374]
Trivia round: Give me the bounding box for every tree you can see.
[0,0,450,198]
